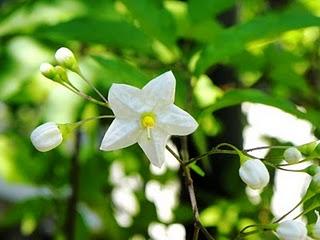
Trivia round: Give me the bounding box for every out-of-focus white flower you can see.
[100,71,198,167]
[30,122,63,152]
[283,147,302,164]
[40,63,56,79]
[148,222,185,240]
[239,159,269,190]
[313,210,320,239]
[276,220,307,240]
[55,47,78,72]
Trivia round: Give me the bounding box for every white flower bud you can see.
[276,220,307,240]
[239,159,270,190]
[313,211,320,239]
[283,147,302,164]
[55,47,78,72]
[40,63,56,79]
[30,122,63,152]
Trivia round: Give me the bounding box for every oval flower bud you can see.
[276,220,307,240]
[30,122,63,152]
[313,211,320,239]
[55,47,78,72]
[239,159,270,190]
[283,147,302,164]
[40,63,56,79]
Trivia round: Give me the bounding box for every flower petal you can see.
[108,83,145,118]
[142,71,176,107]
[138,128,170,168]
[100,119,141,151]
[157,104,198,136]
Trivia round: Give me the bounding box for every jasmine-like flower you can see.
[283,147,302,164]
[31,122,63,152]
[276,220,307,240]
[100,71,198,167]
[239,159,270,190]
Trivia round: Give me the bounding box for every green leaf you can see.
[195,5,320,75]
[190,163,205,177]
[120,0,177,47]
[91,55,149,88]
[33,17,152,52]
[188,0,235,22]
[302,193,320,217]
[202,89,320,128]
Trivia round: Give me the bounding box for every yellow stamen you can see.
[142,115,155,128]
[141,113,156,140]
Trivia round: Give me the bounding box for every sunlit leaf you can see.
[120,0,177,48]
[34,17,153,52]
[202,89,320,128]
[195,5,320,75]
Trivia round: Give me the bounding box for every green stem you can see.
[245,146,290,152]
[277,158,312,167]
[79,72,108,104]
[264,161,306,172]
[235,228,273,239]
[186,149,239,165]
[62,82,108,107]
[74,115,114,126]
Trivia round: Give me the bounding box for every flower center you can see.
[141,113,156,140]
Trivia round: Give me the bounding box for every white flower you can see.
[55,47,78,72]
[30,122,63,152]
[283,147,302,164]
[100,71,198,167]
[276,220,307,240]
[239,159,270,190]
[314,210,320,239]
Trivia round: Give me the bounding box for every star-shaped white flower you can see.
[100,71,198,167]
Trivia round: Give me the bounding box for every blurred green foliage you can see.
[1,0,320,239]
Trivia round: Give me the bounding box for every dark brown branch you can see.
[179,137,215,240]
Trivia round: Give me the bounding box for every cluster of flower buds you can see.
[31,47,80,152]
[40,47,79,84]
[238,146,305,190]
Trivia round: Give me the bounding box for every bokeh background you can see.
[1,0,320,239]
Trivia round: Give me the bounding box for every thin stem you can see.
[186,149,238,165]
[79,72,108,104]
[75,115,114,126]
[179,136,215,240]
[62,82,109,107]
[277,158,313,167]
[240,224,264,233]
[245,146,289,152]
[64,130,81,240]
[166,145,183,165]
[197,221,215,240]
[264,161,306,172]
[235,228,273,239]
[273,198,304,223]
